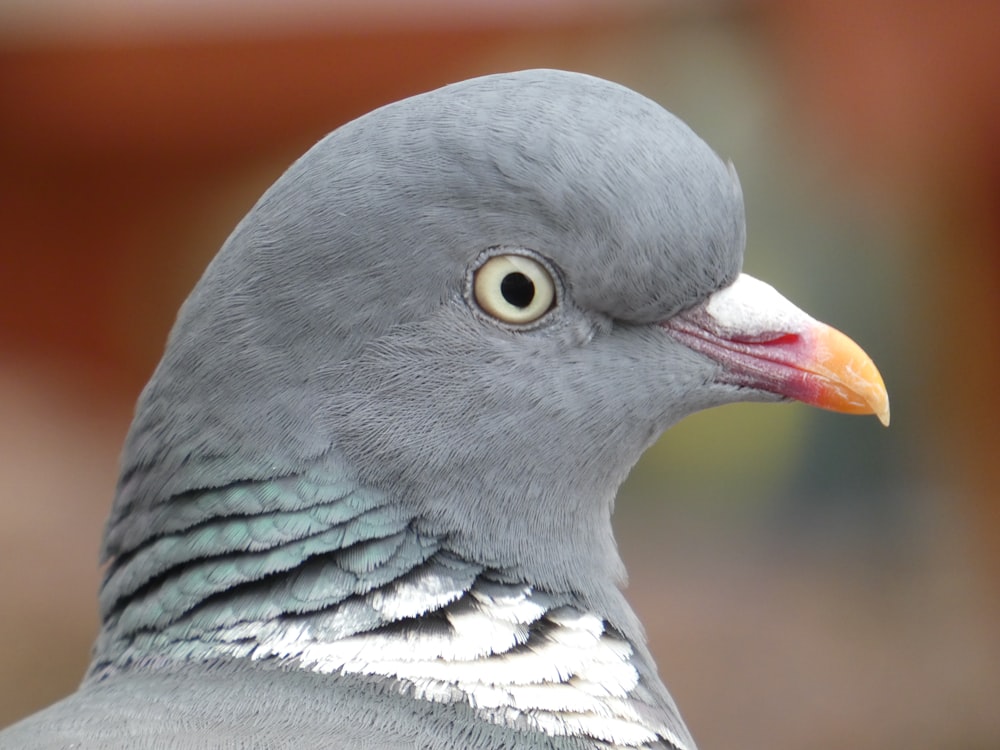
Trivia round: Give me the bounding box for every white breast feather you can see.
[236,573,687,749]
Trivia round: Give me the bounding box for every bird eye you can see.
[472,254,556,325]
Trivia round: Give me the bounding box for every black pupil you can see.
[500,272,535,309]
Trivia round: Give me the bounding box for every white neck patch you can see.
[224,576,688,749]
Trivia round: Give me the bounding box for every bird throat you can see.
[94,468,686,749]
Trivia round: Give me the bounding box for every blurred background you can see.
[1,1,998,747]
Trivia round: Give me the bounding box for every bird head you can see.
[103,69,887,652]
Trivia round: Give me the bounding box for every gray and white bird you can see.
[0,69,889,749]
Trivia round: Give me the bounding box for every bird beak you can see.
[663,274,890,426]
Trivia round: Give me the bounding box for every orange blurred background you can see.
[2,2,998,748]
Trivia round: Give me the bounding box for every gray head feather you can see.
[105,69,745,644]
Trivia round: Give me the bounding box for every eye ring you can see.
[471,252,556,325]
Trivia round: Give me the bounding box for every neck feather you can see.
[92,467,688,749]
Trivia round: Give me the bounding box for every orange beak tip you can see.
[810,324,890,427]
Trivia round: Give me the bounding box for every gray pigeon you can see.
[0,69,888,749]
